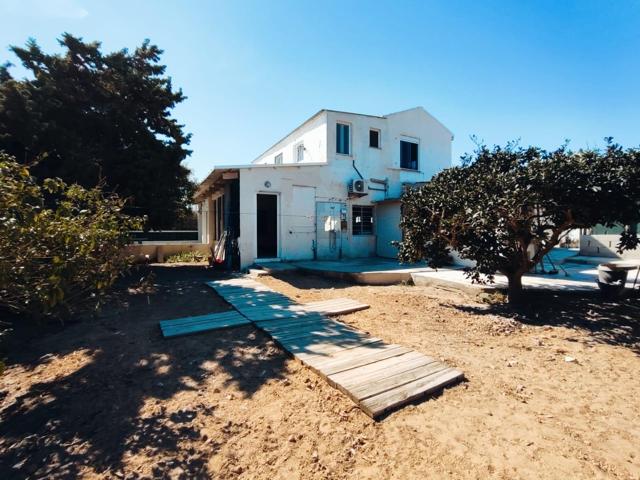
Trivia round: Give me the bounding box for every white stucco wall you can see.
[252,111,328,165]
[205,107,453,269]
[580,234,640,259]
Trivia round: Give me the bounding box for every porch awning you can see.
[193,167,239,202]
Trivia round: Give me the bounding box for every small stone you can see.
[231,466,243,474]
[287,435,296,443]
[311,450,319,462]
[564,356,577,363]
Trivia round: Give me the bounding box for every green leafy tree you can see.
[0,33,194,229]
[398,142,640,303]
[0,152,142,319]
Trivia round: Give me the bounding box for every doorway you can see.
[257,193,278,258]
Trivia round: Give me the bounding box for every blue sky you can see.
[1,0,639,182]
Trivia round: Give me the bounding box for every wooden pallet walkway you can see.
[207,278,464,418]
[160,285,369,338]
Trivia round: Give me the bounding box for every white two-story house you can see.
[194,107,453,269]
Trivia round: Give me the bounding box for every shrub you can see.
[398,142,640,303]
[164,251,207,263]
[0,152,143,320]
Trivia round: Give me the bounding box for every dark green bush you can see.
[0,152,143,320]
[164,251,207,263]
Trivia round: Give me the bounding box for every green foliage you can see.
[0,152,143,319]
[398,141,640,302]
[164,251,206,263]
[0,33,195,229]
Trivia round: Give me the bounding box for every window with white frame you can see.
[295,143,304,162]
[336,122,350,155]
[274,153,283,164]
[352,205,374,235]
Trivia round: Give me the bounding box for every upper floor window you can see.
[369,129,380,148]
[336,123,350,155]
[400,140,419,170]
[352,205,374,235]
[295,143,304,162]
[274,153,283,164]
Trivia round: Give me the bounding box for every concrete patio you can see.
[256,249,640,294]
[412,262,640,295]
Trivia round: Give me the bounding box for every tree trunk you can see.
[506,271,525,305]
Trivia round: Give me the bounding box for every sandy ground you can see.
[1,265,639,479]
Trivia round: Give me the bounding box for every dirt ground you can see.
[1,265,639,479]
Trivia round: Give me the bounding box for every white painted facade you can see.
[195,107,453,269]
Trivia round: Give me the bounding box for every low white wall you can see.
[580,234,640,259]
[124,242,210,263]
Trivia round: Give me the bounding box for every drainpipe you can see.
[352,160,364,180]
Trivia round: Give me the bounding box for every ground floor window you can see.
[352,205,374,235]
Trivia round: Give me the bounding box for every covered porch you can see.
[194,167,241,269]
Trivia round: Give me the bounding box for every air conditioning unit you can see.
[349,179,367,196]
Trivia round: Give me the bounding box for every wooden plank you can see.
[270,324,361,343]
[359,368,464,418]
[254,312,327,326]
[238,309,303,322]
[310,345,411,375]
[275,325,370,344]
[329,351,430,388]
[293,339,386,364]
[281,336,382,356]
[254,313,327,330]
[347,361,447,400]
[230,302,295,312]
[224,292,289,301]
[161,316,250,338]
[269,328,368,345]
[259,317,344,335]
[259,321,331,337]
[292,298,370,316]
[159,310,241,328]
[232,303,296,312]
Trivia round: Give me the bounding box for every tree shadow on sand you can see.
[0,265,290,479]
[451,290,640,355]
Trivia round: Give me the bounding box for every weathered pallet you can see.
[291,297,370,316]
[206,277,464,418]
[359,368,464,417]
[160,310,250,338]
